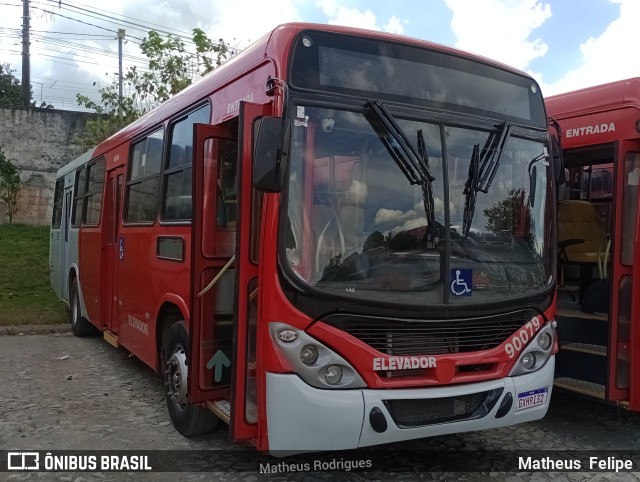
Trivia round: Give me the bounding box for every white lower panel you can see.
[266,356,554,453]
[266,373,365,453]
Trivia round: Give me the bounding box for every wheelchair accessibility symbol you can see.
[119,237,124,260]
[451,269,472,296]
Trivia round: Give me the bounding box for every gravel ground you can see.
[2,333,640,481]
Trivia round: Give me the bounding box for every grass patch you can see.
[0,224,68,326]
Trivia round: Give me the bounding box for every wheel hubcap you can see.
[165,346,188,411]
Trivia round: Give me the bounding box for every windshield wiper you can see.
[364,100,436,244]
[461,121,512,236]
[478,121,512,193]
[462,143,480,237]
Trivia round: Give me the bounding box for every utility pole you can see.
[21,0,30,107]
[117,29,125,119]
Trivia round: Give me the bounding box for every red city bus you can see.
[546,78,640,407]
[50,23,560,453]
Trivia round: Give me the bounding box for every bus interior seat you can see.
[558,200,607,264]
[557,200,609,291]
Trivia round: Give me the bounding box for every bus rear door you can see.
[188,102,270,444]
[105,166,124,334]
[611,141,640,406]
[61,183,73,300]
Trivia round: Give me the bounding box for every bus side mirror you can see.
[529,165,537,207]
[253,117,291,192]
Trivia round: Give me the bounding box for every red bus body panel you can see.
[547,78,640,409]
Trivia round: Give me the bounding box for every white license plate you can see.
[516,387,548,410]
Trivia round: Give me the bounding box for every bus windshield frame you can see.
[289,29,547,129]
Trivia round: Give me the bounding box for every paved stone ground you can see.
[2,333,640,481]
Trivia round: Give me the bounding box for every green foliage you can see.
[75,84,139,150]
[0,224,67,325]
[0,63,27,107]
[0,63,54,108]
[76,28,234,149]
[0,148,21,224]
[192,28,232,74]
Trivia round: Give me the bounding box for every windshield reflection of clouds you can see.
[284,105,552,305]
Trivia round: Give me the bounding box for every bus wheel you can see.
[69,278,95,337]
[164,321,219,436]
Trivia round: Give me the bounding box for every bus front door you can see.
[189,102,270,444]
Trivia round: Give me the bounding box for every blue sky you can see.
[0,0,637,108]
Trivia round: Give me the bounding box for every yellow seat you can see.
[557,200,609,281]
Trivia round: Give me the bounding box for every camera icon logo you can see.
[7,452,40,471]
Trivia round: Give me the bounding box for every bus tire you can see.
[69,278,96,337]
[164,321,219,436]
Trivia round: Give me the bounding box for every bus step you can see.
[557,284,579,292]
[556,308,608,321]
[554,377,605,399]
[206,400,231,425]
[562,343,606,357]
[103,330,119,348]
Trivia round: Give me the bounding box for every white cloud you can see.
[443,0,551,70]
[316,0,406,34]
[0,0,303,108]
[374,208,407,226]
[383,16,405,35]
[540,0,640,96]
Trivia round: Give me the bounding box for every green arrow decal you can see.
[206,350,231,382]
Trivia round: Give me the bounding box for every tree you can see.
[0,148,21,224]
[0,63,26,107]
[0,63,54,108]
[76,28,234,149]
[483,188,530,234]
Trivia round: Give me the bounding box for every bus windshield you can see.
[284,104,553,305]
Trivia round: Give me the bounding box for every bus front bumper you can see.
[266,355,554,453]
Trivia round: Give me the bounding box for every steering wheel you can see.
[315,210,346,273]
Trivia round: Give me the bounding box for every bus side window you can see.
[71,167,86,227]
[162,104,211,222]
[217,139,238,228]
[51,179,64,228]
[125,128,164,223]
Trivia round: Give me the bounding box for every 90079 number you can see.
[505,316,541,358]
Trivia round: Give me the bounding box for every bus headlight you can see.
[537,332,552,350]
[325,365,343,385]
[521,352,536,370]
[300,345,318,365]
[509,321,556,377]
[269,322,365,389]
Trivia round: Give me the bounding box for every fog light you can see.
[521,353,536,369]
[325,365,343,385]
[538,332,552,350]
[300,345,318,365]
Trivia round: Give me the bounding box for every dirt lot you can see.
[2,333,640,481]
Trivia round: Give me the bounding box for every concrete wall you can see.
[0,107,98,225]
